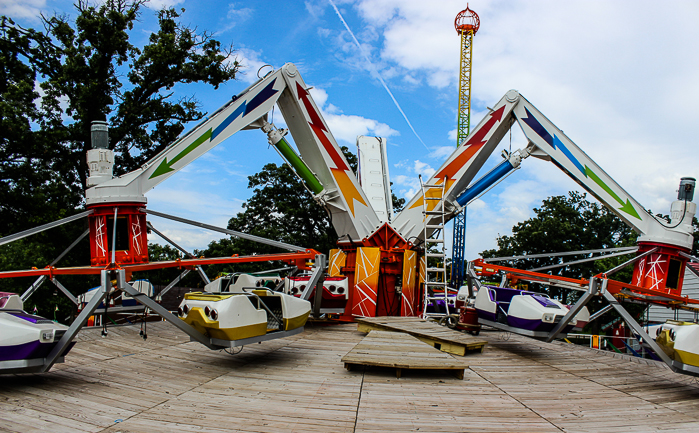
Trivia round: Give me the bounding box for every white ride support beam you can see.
[357,136,393,223]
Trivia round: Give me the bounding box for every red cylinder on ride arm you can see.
[88,204,149,266]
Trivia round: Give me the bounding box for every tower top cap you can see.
[455,5,480,35]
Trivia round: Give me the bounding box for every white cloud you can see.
[0,0,45,19]
[308,86,399,145]
[218,3,253,33]
[352,0,464,88]
[144,0,184,10]
[232,48,275,84]
[340,0,699,257]
[148,225,224,254]
[447,129,457,143]
[413,160,434,178]
[461,178,549,259]
[304,0,328,19]
[227,3,253,21]
[402,74,420,86]
[391,159,437,199]
[308,87,328,108]
[324,112,398,145]
[146,186,244,252]
[430,145,455,160]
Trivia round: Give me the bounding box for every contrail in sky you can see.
[328,0,429,150]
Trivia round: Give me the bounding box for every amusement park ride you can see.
[1,55,698,375]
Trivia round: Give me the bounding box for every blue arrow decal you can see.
[553,135,585,176]
[244,79,278,117]
[522,108,586,177]
[212,101,246,140]
[522,107,553,148]
[210,78,279,140]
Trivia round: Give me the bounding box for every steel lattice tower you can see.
[451,6,480,289]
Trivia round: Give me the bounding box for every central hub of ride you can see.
[331,223,420,319]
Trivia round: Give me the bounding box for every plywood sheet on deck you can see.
[356,316,487,355]
[342,330,467,379]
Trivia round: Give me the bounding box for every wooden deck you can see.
[342,330,468,379]
[356,316,488,356]
[1,322,699,432]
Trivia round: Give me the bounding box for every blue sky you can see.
[5,0,699,260]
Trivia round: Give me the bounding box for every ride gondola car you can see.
[0,292,75,374]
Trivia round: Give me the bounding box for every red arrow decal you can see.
[296,82,326,131]
[309,123,349,172]
[297,82,349,172]
[435,105,506,180]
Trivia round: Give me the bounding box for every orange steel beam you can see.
[473,258,699,308]
[473,259,589,287]
[0,250,320,279]
[603,278,699,306]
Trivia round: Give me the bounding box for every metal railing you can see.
[565,333,657,360]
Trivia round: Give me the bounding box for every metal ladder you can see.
[419,175,450,320]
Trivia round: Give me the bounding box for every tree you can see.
[0,1,238,318]
[481,191,699,333]
[1,1,238,234]
[481,192,638,301]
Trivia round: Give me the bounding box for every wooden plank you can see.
[356,316,487,355]
[342,330,467,379]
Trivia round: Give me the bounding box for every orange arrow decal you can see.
[331,168,367,216]
[297,81,367,217]
[410,105,506,210]
[435,105,506,180]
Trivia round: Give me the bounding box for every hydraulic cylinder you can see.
[272,136,324,194]
[455,159,515,206]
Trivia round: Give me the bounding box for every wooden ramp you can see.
[342,330,468,379]
[356,316,487,356]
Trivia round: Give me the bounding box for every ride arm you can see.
[86,63,378,242]
[86,68,289,205]
[394,88,692,250]
[272,64,380,242]
[392,90,521,243]
[511,92,693,249]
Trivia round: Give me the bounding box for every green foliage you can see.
[0,17,81,235]
[482,192,637,293]
[0,1,238,320]
[1,1,237,233]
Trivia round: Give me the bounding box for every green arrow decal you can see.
[618,199,641,220]
[150,129,212,179]
[584,165,641,220]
